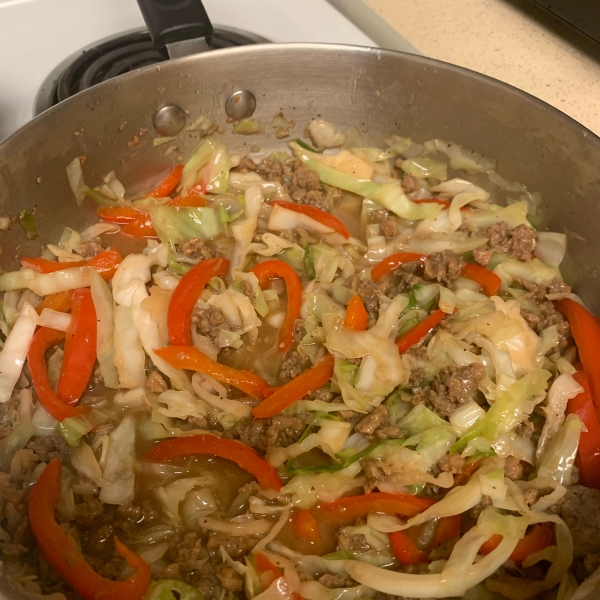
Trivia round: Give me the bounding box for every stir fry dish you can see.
[0,119,599,600]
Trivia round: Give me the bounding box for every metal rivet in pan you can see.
[153,104,186,136]
[225,90,256,120]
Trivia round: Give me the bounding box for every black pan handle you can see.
[136,0,213,48]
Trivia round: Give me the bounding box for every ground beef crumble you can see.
[227,415,305,453]
[412,363,486,417]
[79,238,105,259]
[146,370,168,394]
[191,305,235,346]
[354,405,402,440]
[279,351,305,383]
[422,250,465,286]
[484,221,536,261]
[177,238,214,261]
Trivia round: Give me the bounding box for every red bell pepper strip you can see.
[460,263,502,296]
[27,328,92,421]
[56,289,97,405]
[389,530,429,565]
[29,458,150,600]
[389,515,461,565]
[150,164,184,198]
[556,298,600,412]
[396,309,445,354]
[433,514,462,544]
[145,435,282,491]
[317,492,435,522]
[250,260,302,353]
[371,253,426,283]
[252,353,334,419]
[291,508,321,544]
[154,346,269,398]
[269,201,351,239]
[21,248,123,281]
[255,552,283,589]
[121,213,157,237]
[97,206,141,224]
[36,291,72,315]
[413,199,451,207]
[344,295,368,330]
[263,385,282,398]
[569,370,600,490]
[452,457,484,488]
[479,523,554,564]
[167,195,208,207]
[167,258,230,346]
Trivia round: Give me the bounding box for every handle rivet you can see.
[153,104,187,136]
[225,90,256,120]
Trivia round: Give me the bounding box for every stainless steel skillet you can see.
[0,0,600,598]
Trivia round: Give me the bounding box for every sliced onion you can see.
[268,205,334,236]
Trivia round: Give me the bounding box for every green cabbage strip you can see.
[149,205,223,246]
[451,369,551,453]
[290,142,441,220]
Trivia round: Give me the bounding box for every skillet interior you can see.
[0,42,599,600]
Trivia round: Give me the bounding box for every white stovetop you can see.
[0,0,379,141]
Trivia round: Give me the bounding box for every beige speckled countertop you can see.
[361,0,600,136]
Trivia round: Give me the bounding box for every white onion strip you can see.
[38,308,72,332]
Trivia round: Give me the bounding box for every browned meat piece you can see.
[504,455,524,480]
[469,495,492,520]
[188,415,208,429]
[229,418,269,452]
[422,250,465,285]
[523,488,540,506]
[514,276,571,301]
[515,418,536,439]
[338,530,371,553]
[206,532,258,558]
[331,396,358,420]
[25,433,68,463]
[177,238,214,261]
[74,498,105,528]
[287,160,328,211]
[236,156,258,172]
[407,368,427,389]
[256,158,285,183]
[308,387,333,401]
[146,370,168,394]
[521,297,571,352]
[485,221,536,261]
[347,275,382,313]
[191,305,235,345]
[380,216,398,239]
[217,566,243,591]
[279,351,305,383]
[294,320,307,342]
[0,396,19,440]
[375,425,403,440]
[412,364,486,417]
[437,453,465,474]
[401,175,421,193]
[116,503,143,522]
[361,457,393,492]
[89,524,114,556]
[355,405,390,436]
[79,238,105,259]
[317,573,357,588]
[473,247,494,267]
[228,415,305,452]
[554,485,600,558]
[266,415,305,447]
